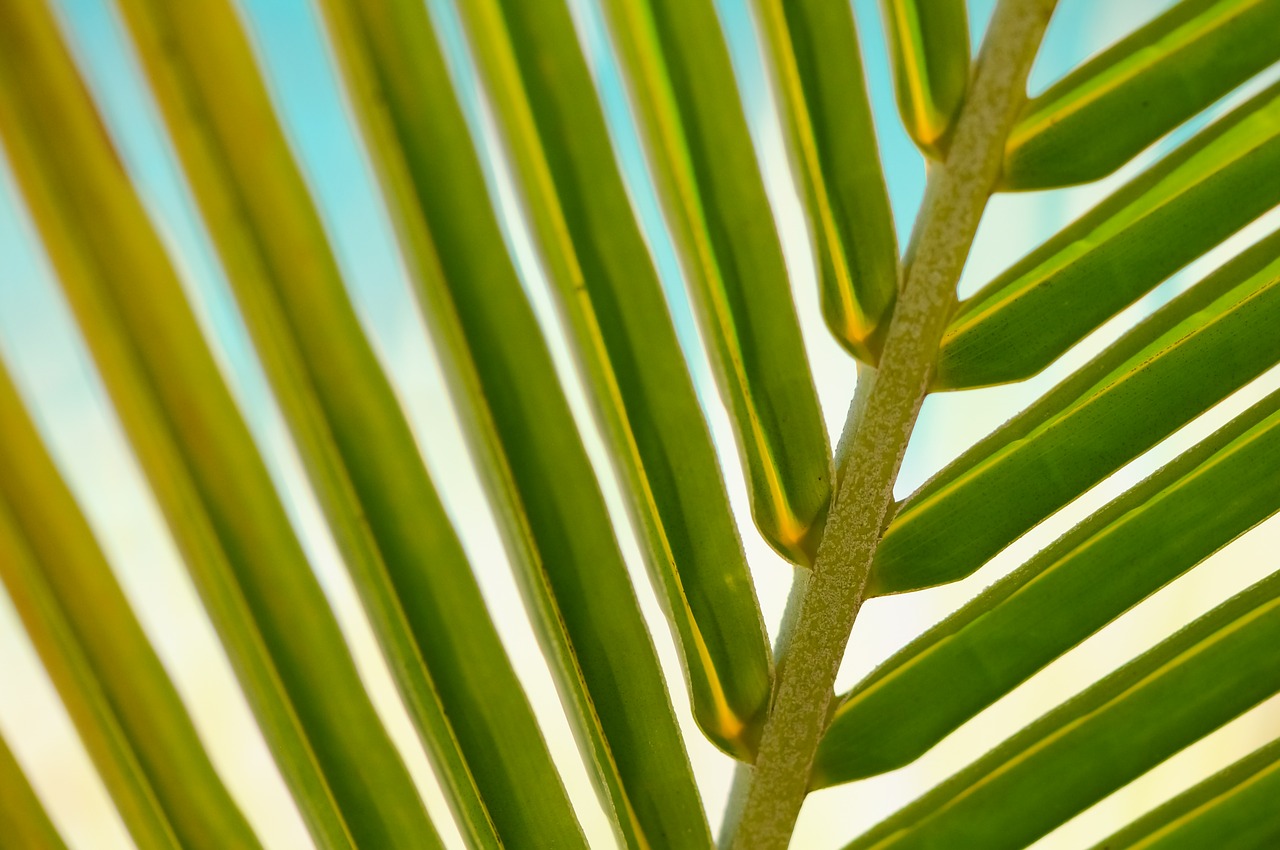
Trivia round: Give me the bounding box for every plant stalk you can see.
[725,1,1059,846]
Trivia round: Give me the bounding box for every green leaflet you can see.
[0,733,66,850]
[879,0,970,157]
[755,0,899,360]
[815,387,1280,786]
[938,78,1280,389]
[315,0,711,846]
[454,0,772,759]
[600,0,833,566]
[0,362,260,850]
[871,228,1280,595]
[845,567,1280,850]
[0,3,437,847]
[1091,737,1280,849]
[1004,0,1280,190]
[113,1,579,845]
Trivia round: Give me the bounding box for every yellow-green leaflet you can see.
[939,78,1280,389]
[0,361,261,850]
[600,0,833,566]
[1004,0,1280,190]
[847,559,1280,850]
[1089,737,1280,850]
[817,380,1280,785]
[755,0,899,361]
[111,0,580,845]
[879,0,971,157]
[0,734,67,850]
[315,0,712,845]
[873,230,1280,595]
[454,0,772,759]
[0,3,438,846]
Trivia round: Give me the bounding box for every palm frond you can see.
[875,228,1280,594]
[316,0,710,844]
[1003,0,1280,190]
[880,0,971,157]
[1,0,1278,848]
[939,78,1280,389]
[754,0,899,359]
[846,562,1280,849]
[451,0,774,762]
[0,361,259,850]
[597,0,833,567]
[108,0,582,844]
[1090,736,1280,850]
[819,383,1280,784]
[0,733,67,850]
[0,2,434,845]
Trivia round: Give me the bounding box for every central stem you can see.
[726,2,1059,847]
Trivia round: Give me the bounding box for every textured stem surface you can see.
[726,2,1059,846]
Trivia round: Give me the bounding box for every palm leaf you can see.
[874,227,1280,594]
[4,1,1280,848]
[0,3,436,846]
[108,0,579,844]
[754,0,900,359]
[313,0,709,845]
[938,78,1280,389]
[880,0,971,157]
[598,0,833,566]
[1091,737,1280,849]
[451,0,774,761]
[728,4,1060,845]
[1003,0,1280,190]
[0,733,67,850]
[846,565,1280,849]
[0,360,260,850]
[817,384,1280,784]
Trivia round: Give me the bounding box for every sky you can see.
[1,0,1278,847]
